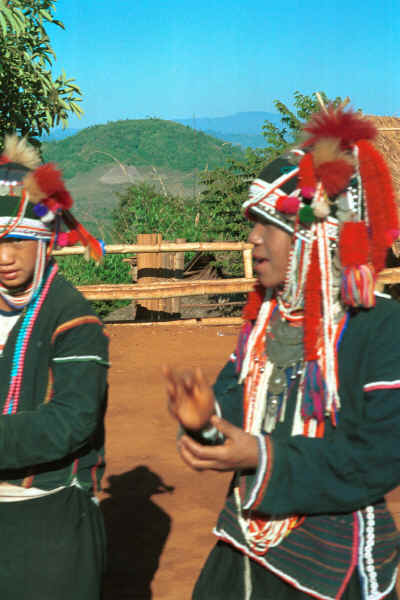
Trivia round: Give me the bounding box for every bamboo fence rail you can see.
[53,241,255,301]
[376,268,400,285]
[52,243,400,302]
[77,278,257,300]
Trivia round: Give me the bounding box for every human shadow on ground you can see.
[101,465,174,599]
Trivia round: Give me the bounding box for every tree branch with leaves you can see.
[0,0,83,148]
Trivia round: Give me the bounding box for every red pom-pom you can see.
[33,163,73,210]
[276,196,300,214]
[339,221,370,267]
[301,186,315,199]
[57,232,69,247]
[33,163,64,194]
[315,159,354,196]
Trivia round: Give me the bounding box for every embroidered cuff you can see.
[243,435,272,511]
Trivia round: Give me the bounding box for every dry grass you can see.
[368,115,400,208]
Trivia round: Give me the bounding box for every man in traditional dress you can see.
[165,107,400,599]
[0,136,108,599]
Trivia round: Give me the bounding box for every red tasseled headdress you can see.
[31,163,73,209]
[356,139,399,272]
[303,107,377,149]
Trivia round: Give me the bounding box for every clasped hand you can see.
[164,366,259,472]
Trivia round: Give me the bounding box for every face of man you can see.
[248,221,292,289]
[0,238,38,290]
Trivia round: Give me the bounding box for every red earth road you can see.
[101,323,400,599]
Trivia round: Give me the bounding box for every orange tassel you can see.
[61,210,103,262]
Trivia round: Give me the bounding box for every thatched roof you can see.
[368,115,400,207]
[367,116,400,255]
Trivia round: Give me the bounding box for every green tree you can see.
[112,182,211,247]
[0,0,83,147]
[200,90,347,275]
[261,90,345,158]
[56,253,132,319]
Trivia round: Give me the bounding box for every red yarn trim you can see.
[304,239,321,361]
[298,154,316,192]
[242,284,265,321]
[0,155,10,165]
[339,221,370,266]
[356,140,398,272]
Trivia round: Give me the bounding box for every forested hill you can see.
[42,118,245,179]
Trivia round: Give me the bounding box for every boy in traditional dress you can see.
[166,107,400,599]
[0,136,108,599]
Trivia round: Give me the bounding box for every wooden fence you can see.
[53,235,256,311]
[53,235,400,321]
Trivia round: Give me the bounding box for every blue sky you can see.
[50,0,400,128]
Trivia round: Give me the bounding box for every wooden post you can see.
[136,233,162,314]
[172,238,186,313]
[160,244,173,314]
[243,247,253,279]
[136,234,188,318]
[158,238,186,315]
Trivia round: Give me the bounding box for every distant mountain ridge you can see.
[173,111,280,148]
[173,111,280,134]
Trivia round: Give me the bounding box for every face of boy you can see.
[248,221,292,288]
[0,238,38,290]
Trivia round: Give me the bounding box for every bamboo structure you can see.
[109,317,243,327]
[52,241,253,256]
[377,267,400,285]
[77,278,257,300]
[53,241,400,304]
[53,239,256,305]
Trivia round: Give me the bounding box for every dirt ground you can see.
[101,322,400,600]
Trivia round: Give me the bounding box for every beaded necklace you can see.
[2,262,58,415]
[235,292,348,554]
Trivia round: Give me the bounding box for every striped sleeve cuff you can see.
[243,434,273,511]
[364,380,400,392]
[52,355,109,366]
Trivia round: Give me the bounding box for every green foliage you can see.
[200,158,253,275]
[262,90,346,157]
[113,182,211,246]
[55,253,132,318]
[42,119,245,179]
[0,0,83,147]
[199,91,348,275]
